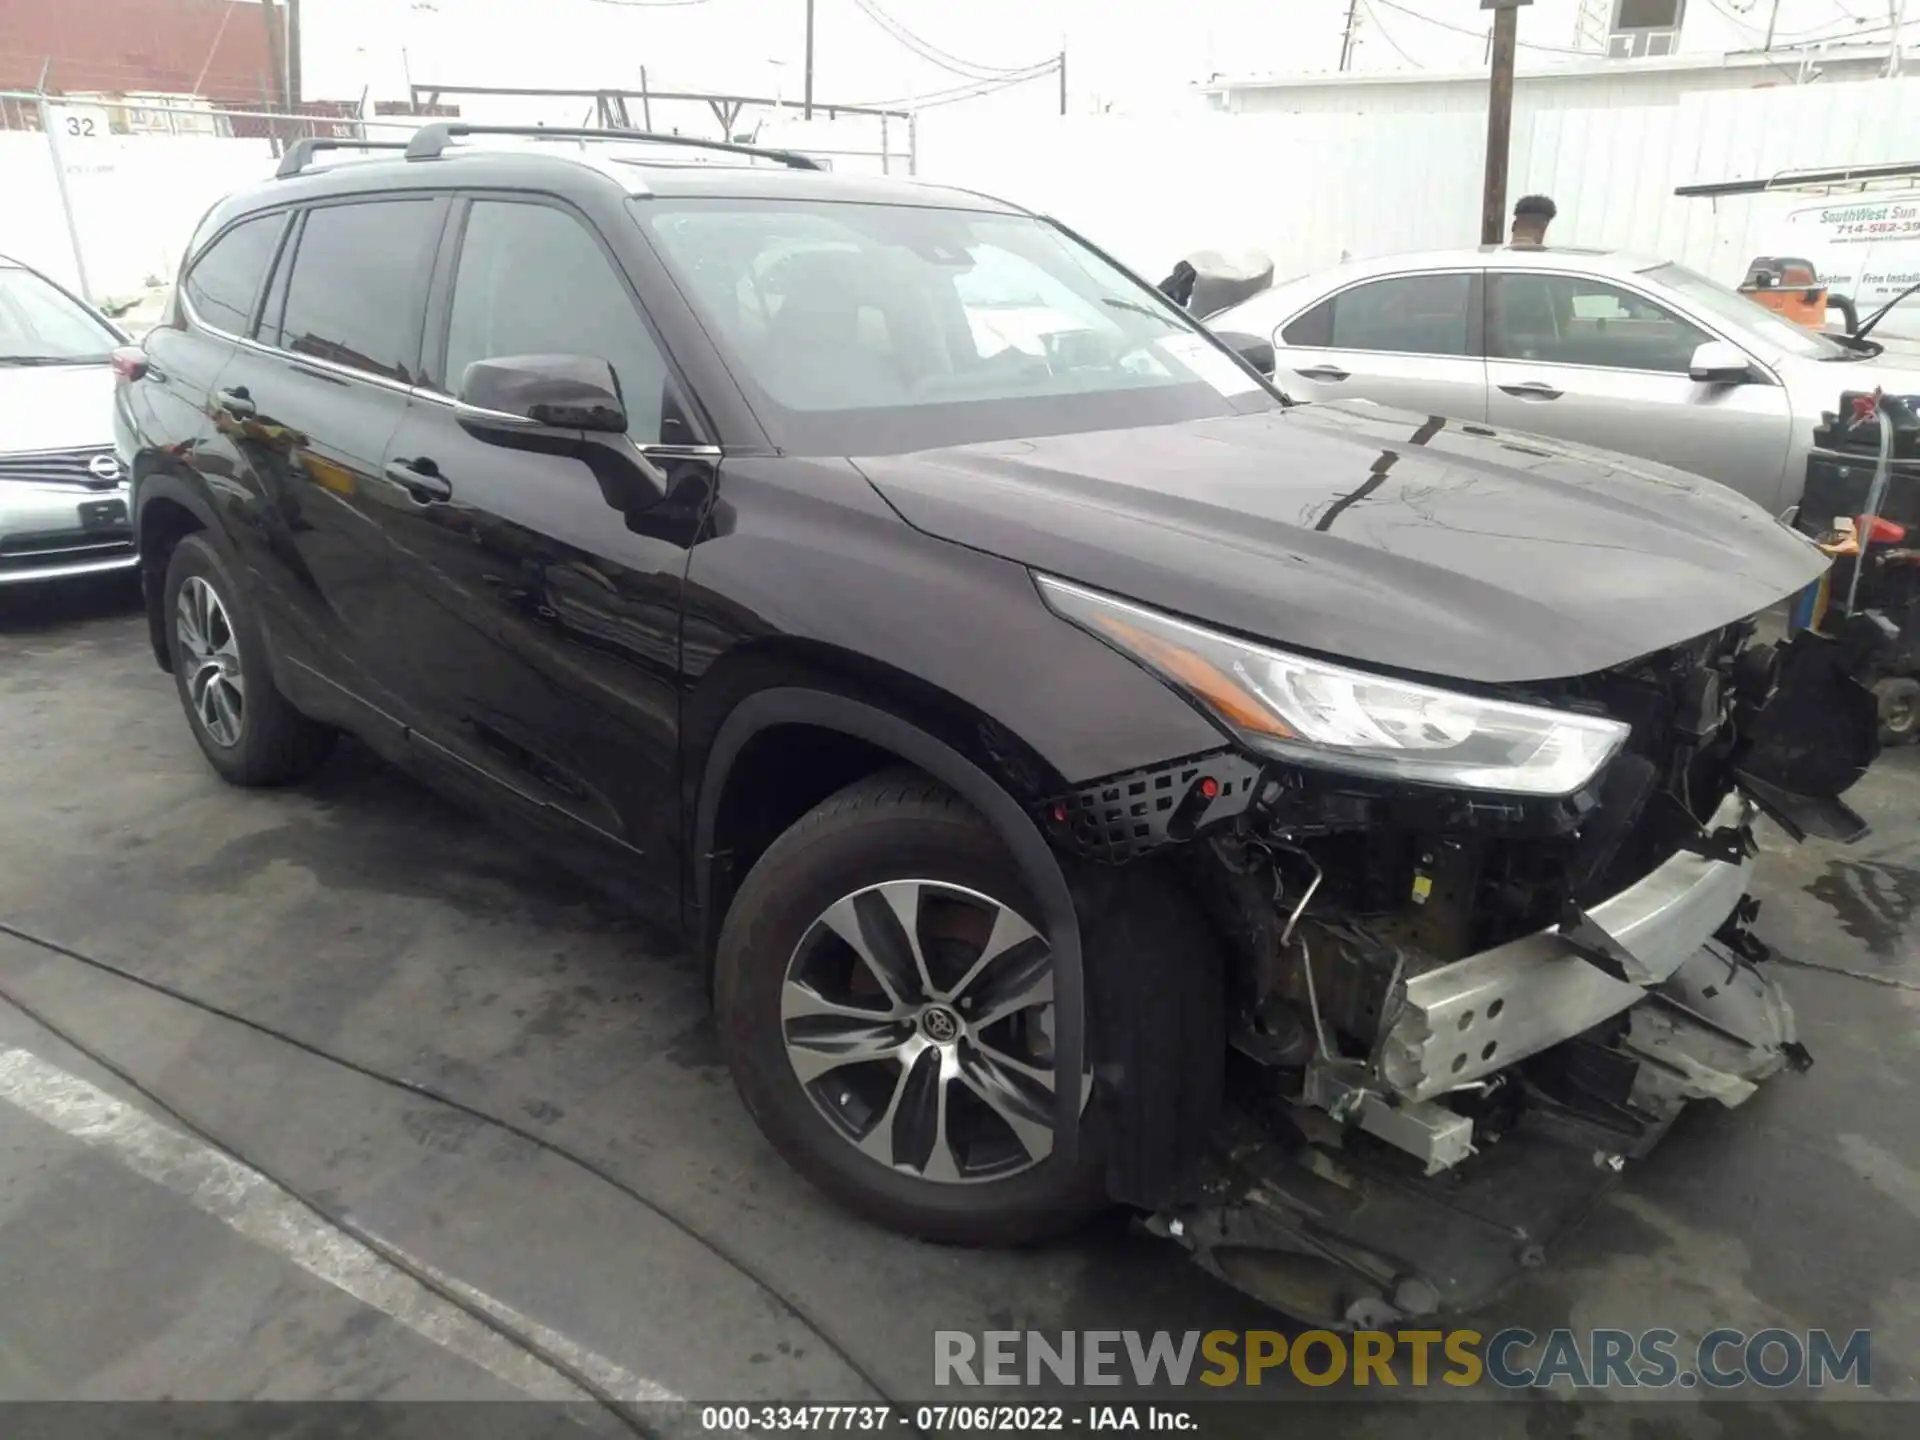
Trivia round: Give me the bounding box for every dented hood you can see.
[855,402,1829,685]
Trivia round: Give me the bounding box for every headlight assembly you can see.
[1037,576,1628,797]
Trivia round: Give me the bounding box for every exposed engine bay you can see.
[1045,616,1882,1327]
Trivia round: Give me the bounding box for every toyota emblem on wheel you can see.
[921,1006,960,1043]
[87,453,122,482]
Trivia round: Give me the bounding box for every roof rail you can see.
[1675,160,1920,198]
[403,122,822,171]
[276,137,412,179]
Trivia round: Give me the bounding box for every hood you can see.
[855,402,1829,685]
[0,365,117,456]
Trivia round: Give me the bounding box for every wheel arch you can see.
[133,471,219,672]
[692,680,1085,1163]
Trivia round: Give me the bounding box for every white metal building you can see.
[1204,44,1902,120]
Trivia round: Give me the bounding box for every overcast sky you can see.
[298,0,1903,124]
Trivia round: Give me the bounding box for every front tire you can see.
[163,533,335,786]
[714,770,1104,1246]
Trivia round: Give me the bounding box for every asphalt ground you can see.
[1,573,1916,1439]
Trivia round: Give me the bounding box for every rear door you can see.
[135,208,288,551]
[378,193,714,905]
[218,194,446,723]
[1268,270,1489,423]
[1483,270,1794,503]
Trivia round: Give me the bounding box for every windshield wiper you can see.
[1856,278,1920,341]
[0,355,105,367]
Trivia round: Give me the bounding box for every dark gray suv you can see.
[114,125,1877,1324]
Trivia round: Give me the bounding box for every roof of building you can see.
[1201,42,1897,94]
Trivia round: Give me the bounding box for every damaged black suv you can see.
[117,126,1879,1325]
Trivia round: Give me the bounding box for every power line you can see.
[1772,10,1919,45]
[1706,0,1865,42]
[1767,2,1887,41]
[1367,0,1594,56]
[846,0,1054,79]
[1359,0,1425,69]
[852,61,1060,110]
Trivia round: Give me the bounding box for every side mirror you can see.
[1212,330,1276,378]
[455,354,669,509]
[456,354,629,433]
[1689,340,1758,385]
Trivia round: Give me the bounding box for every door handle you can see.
[1498,381,1562,400]
[214,386,255,418]
[1294,365,1350,382]
[385,458,453,503]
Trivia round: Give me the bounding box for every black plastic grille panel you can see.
[1040,750,1266,862]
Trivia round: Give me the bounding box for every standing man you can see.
[1511,194,1557,246]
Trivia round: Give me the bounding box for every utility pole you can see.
[1339,0,1361,72]
[286,0,303,110]
[259,0,286,112]
[1058,51,1068,115]
[1480,0,1528,245]
[803,0,815,119]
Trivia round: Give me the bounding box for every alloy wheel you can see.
[781,879,1082,1184]
[176,575,246,748]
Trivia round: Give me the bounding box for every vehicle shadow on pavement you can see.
[0,573,143,634]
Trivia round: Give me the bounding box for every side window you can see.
[275,199,440,382]
[1281,298,1333,348]
[1328,274,1473,356]
[444,200,675,443]
[182,213,284,335]
[1488,273,1709,374]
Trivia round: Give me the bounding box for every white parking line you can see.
[0,1044,679,1404]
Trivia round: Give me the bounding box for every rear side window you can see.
[275,199,440,382]
[443,200,671,441]
[183,214,284,335]
[1281,298,1333,348]
[1283,273,1474,357]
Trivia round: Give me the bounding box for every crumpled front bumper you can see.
[1165,938,1802,1327]
[1376,790,1756,1105]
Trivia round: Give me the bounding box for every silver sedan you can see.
[1208,245,1915,513]
[0,254,135,585]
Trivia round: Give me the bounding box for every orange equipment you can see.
[1738,255,1829,328]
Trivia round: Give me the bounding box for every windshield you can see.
[0,266,118,364]
[1640,261,1851,361]
[638,197,1277,454]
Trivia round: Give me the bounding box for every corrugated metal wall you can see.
[915,77,1920,285]
[4,71,1914,303]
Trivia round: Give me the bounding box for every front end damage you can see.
[1044,618,1878,1327]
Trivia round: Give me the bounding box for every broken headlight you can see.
[1037,576,1628,797]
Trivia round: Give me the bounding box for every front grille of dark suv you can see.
[0,446,124,489]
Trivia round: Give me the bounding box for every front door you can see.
[1268,269,1489,424]
[379,195,712,908]
[1482,271,1795,509]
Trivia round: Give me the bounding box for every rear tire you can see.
[1876,676,1920,746]
[715,769,1105,1246]
[163,533,335,786]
